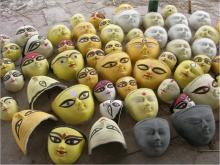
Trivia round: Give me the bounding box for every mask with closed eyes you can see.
[193,55,211,73]
[0,34,10,50]
[105,40,122,54]
[114,4,133,14]
[58,39,75,53]
[0,58,15,78]
[99,19,112,31]
[127,28,144,41]
[189,10,211,30]
[70,13,85,27]
[168,24,192,42]
[86,48,105,68]
[158,51,177,70]
[72,22,96,39]
[143,12,164,29]
[211,55,220,74]
[0,96,18,120]
[162,5,177,19]
[2,43,21,62]
[165,13,188,29]
[89,11,105,29]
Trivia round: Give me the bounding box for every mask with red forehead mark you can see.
[89,11,105,29]
[58,40,75,53]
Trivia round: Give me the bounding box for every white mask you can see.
[168,24,192,42]
[165,13,188,29]
[189,10,211,30]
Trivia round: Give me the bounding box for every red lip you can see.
[2,108,8,112]
[56,150,67,155]
[106,91,111,94]
[143,74,153,79]
[69,64,76,68]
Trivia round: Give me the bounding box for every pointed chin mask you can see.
[0,96,18,120]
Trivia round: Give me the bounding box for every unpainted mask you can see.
[168,24,192,42]
[127,28,144,41]
[70,13,85,27]
[0,96,18,120]
[158,51,177,70]
[2,43,21,62]
[211,55,220,74]
[89,11,105,29]
[189,10,211,30]
[143,12,164,29]
[162,5,177,19]
[193,55,211,73]
[165,13,188,29]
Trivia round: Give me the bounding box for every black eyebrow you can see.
[65,135,84,139]
[50,132,62,138]
[3,97,13,102]
[51,56,68,65]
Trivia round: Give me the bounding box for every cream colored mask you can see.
[0,34,10,50]
[183,74,220,110]
[2,43,21,62]
[114,4,133,14]
[12,110,57,154]
[0,96,18,120]
[72,22,96,39]
[134,58,171,89]
[104,40,122,54]
[58,39,75,53]
[89,11,105,29]
[125,88,158,121]
[158,51,177,70]
[193,55,211,73]
[211,55,220,74]
[143,12,164,29]
[189,10,211,30]
[51,50,84,81]
[127,28,144,41]
[88,117,127,154]
[99,19,112,31]
[70,13,85,27]
[165,13,188,29]
[86,48,105,68]
[52,84,94,125]
[162,5,177,19]
[0,58,15,78]
[168,24,192,42]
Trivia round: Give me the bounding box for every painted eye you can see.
[49,135,61,143]
[3,74,10,81]
[89,70,97,75]
[27,27,36,32]
[204,58,211,65]
[24,110,35,116]
[22,59,34,66]
[91,36,100,42]
[59,99,75,108]
[129,80,136,86]
[36,55,45,61]
[107,83,114,88]
[120,57,129,63]
[28,41,40,52]
[192,86,210,94]
[117,81,127,88]
[137,64,149,70]
[12,71,21,77]
[79,37,89,43]
[65,137,82,145]
[15,119,23,138]
[102,61,117,68]
[194,57,202,62]
[16,29,25,35]
[90,128,102,139]
[94,87,105,93]
[106,125,121,134]
[212,80,218,87]
[79,91,89,100]
[78,72,87,79]
[147,42,157,48]
[112,102,120,107]
[96,50,104,56]
[86,51,95,58]
[106,44,112,49]
[152,67,166,74]
[4,59,12,64]
[175,102,187,109]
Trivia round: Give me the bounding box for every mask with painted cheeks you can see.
[127,28,144,41]
[143,12,164,29]
[99,19,112,31]
[72,22,96,39]
[165,13,188,29]
[162,5,177,19]
[158,51,177,70]
[168,24,192,42]
[86,48,105,68]
[58,39,75,53]
[105,40,122,54]
[70,13,85,27]
[0,34,10,50]
[193,55,211,73]
[89,11,105,29]
[0,96,18,120]
[2,43,21,62]
[0,58,15,78]
[189,10,211,30]
[211,55,220,74]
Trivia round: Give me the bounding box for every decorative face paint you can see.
[134,59,171,89]
[89,11,105,29]
[48,126,86,164]
[125,88,158,121]
[114,4,133,14]
[3,70,25,92]
[2,43,21,62]
[0,34,10,50]
[162,5,177,18]
[168,24,192,42]
[72,22,96,39]
[58,39,74,53]
[211,55,220,74]
[70,13,85,27]
[88,117,127,154]
[144,26,167,48]
[99,19,112,31]
[0,96,18,120]
[193,55,211,73]
[158,51,177,70]
[52,84,94,125]
[77,67,98,90]
[104,40,122,54]
[51,50,84,81]
[189,10,211,30]
[174,60,203,88]
[24,35,53,58]
[94,80,116,102]
[96,52,132,83]
[171,105,215,146]
[21,52,49,78]
[166,39,191,63]
[165,13,188,29]
[134,118,170,156]
[86,48,105,68]
[183,74,220,110]
[143,12,164,29]
[0,58,15,78]
[127,28,144,41]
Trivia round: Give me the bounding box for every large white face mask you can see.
[165,13,188,29]
[143,12,164,29]
[168,24,192,42]
[189,10,211,30]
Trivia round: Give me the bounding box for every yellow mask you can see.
[211,55,220,74]
[58,40,75,53]
[216,21,220,34]
[162,5,177,19]
[127,28,144,41]
[70,13,85,27]
[2,43,21,62]
[52,84,94,125]
[193,55,211,73]
[125,88,158,121]
[89,12,105,29]
[48,126,86,164]
[114,4,133,14]
[0,58,15,78]
[96,52,132,83]
[174,60,204,88]
[158,52,177,70]
[216,75,220,86]
[86,48,105,68]
[51,50,84,81]
[99,19,112,31]
[72,22,96,39]
[104,40,122,54]
[0,96,18,120]
[134,59,171,89]
[0,34,11,50]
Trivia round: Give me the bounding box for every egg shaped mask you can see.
[134,118,170,156]
[77,33,102,56]
[157,79,180,104]
[72,22,96,39]
[134,59,171,89]
[127,28,144,41]
[125,88,158,121]
[143,12,164,29]
[166,39,191,63]
[48,126,86,164]
[77,67,98,90]
[24,35,53,58]
[162,5,177,18]
[100,24,124,44]
[116,76,137,99]
[58,39,75,53]
[193,55,211,73]
[0,96,18,120]
[52,84,94,125]
[158,51,177,70]
[96,52,132,83]
[89,11,105,29]
[2,43,21,62]
[88,117,127,155]
[168,24,192,42]
[51,50,84,81]
[144,26,167,48]
[15,25,39,47]
[211,55,220,74]
[0,34,10,50]
[3,70,25,92]
[189,10,211,30]
[21,52,49,78]
[86,48,105,68]
[165,13,188,29]
[94,80,116,102]
[0,58,15,78]
[70,13,85,27]
[104,40,122,54]
[216,21,220,34]
[99,19,112,31]
[183,74,220,110]
[114,4,133,14]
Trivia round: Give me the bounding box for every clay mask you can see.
[2,43,21,62]
[158,51,177,70]
[162,5,177,18]
[189,10,211,30]
[168,24,192,42]
[104,40,122,54]
[143,12,164,29]
[0,96,18,120]
[193,55,211,73]
[114,4,133,14]
[72,22,96,39]
[211,55,220,74]
[99,19,112,31]
[70,13,85,27]
[0,34,10,50]
[127,28,144,41]
[86,48,105,68]
[58,39,75,53]
[0,58,15,78]
[89,11,105,29]
[165,13,188,29]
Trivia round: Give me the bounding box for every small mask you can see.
[52,84,94,125]
[72,22,96,39]
[127,28,144,41]
[162,5,177,19]
[70,13,85,27]
[158,51,177,70]
[134,118,170,156]
[143,12,164,29]
[189,10,211,30]
[99,19,112,31]
[193,55,211,73]
[58,39,75,53]
[165,13,188,29]
[89,11,105,29]
[104,40,122,54]
[0,58,15,78]
[134,58,171,89]
[86,48,105,68]
[51,50,84,81]
[2,43,21,62]
[168,24,192,42]
[114,4,133,14]
[0,96,18,120]
[0,34,10,50]
[94,80,116,102]
[211,55,220,74]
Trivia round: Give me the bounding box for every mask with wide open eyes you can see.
[104,40,122,54]
[0,58,15,78]
[0,96,18,120]
[158,51,177,70]
[86,48,105,68]
[99,19,112,31]
[193,55,211,73]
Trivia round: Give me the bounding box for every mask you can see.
[2,43,21,62]
[114,4,133,14]
[0,58,15,78]
[96,52,132,83]
[174,60,203,88]
[127,28,144,41]
[193,55,211,73]
[86,48,105,68]
[183,74,220,110]
[0,34,10,50]
[216,75,220,86]
[58,39,75,53]
[134,58,171,89]
[134,118,170,156]
[51,50,84,81]
[158,51,177,70]
[48,126,86,164]
[216,21,220,34]
[72,22,96,39]
[168,24,192,42]
[88,117,127,154]
[143,12,164,29]
[3,70,25,92]
[52,84,94,125]
[157,78,180,104]
[89,11,105,29]
[171,105,215,146]
[94,80,116,102]
[21,52,49,78]
[0,96,18,120]
[189,10,211,30]
[211,55,220,74]
[12,110,57,154]
[104,40,122,54]
[70,13,85,27]
[99,19,112,31]
[162,5,177,19]
[165,13,188,29]
[125,88,158,121]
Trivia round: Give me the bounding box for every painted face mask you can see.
[157,78,180,104]
[127,28,144,41]
[52,84,94,125]
[134,118,170,156]
[193,55,211,73]
[89,11,105,29]
[72,22,96,39]
[88,117,127,154]
[0,34,10,50]
[183,74,220,110]
[0,58,15,78]
[104,40,122,54]
[58,39,74,53]
[165,13,188,29]
[96,52,132,83]
[48,126,86,164]
[86,48,105,68]
[168,24,192,42]
[94,80,116,102]
[12,110,57,154]
[21,52,49,78]
[211,55,220,74]
[3,70,25,92]
[70,13,85,27]
[134,58,171,89]
[24,35,53,58]
[51,50,84,81]
[158,51,177,70]
[171,105,215,146]
[162,5,177,19]
[114,4,133,14]
[2,43,21,62]
[99,19,112,31]
[189,10,211,30]
[143,12,164,29]
[15,25,39,47]
[77,67,98,90]
[174,60,203,88]
[0,96,18,120]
